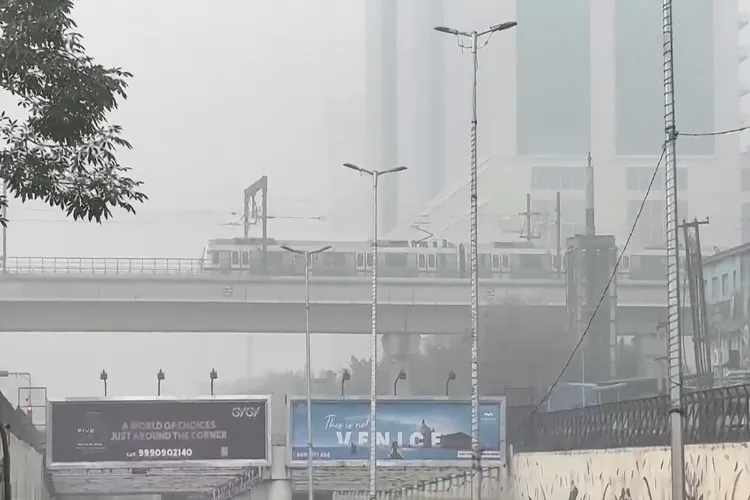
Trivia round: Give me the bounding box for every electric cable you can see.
[526,143,668,419]
[679,125,750,137]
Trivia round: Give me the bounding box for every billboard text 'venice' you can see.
[49,398,269,465]
[289,399,505,464]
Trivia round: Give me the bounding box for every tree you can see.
[0,0,146,225]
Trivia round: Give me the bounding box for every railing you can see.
[513,384,750,452]
[2,256,205,275]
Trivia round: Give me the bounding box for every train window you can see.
[211,252,220,265]
[492,254,500,269]
[428,254,436,268]
[324,252,345,266]
[356,253,365,269]
[418,254,426,269]
[231,251,239,266]
[385,253,408,267]
[241,252,250,266]
[267,252,282,266]
[367,253,374,267]
[501,254,510,270]
[518,254,545,268]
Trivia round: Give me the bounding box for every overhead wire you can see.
[526,143,668,419]
[679,124,750,137]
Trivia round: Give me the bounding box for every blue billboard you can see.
[288,398,505,466]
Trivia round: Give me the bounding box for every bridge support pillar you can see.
[257,434,292,500]
[381,333,421,396]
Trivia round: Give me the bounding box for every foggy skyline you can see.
[2,0,750,402]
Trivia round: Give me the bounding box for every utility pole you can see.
[680,218,711,388]
[662,0,685,498]
[555,191,562,274]
[519,193,541,242]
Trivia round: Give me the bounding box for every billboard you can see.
[47,396,270,468]
[288,397,505,466]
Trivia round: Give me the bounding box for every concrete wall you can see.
[333,468,509,500]
[4,431,47,500]
[512,443,750,500]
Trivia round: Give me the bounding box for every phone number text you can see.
[137,448,194,459]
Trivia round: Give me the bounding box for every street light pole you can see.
[156,369,165,396]
[434,21,516,500]
[281,244,332,500]
[209,368,218,396]
[661,1,685,499]
[100,370,108,397]
[343,162,407,500]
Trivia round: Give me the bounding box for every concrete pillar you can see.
[254,434,292,500]
[381,333,421,396]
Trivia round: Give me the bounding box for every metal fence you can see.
[512,384,750,452]
[2,256,205,275]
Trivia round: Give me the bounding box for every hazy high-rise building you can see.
[392,0,742,249]
[365,0,398,235]
[365,0,446,235]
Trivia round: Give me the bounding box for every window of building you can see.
[722,273,729,297]
[742,203,750,243]
[531,197,585,248]
[742,169,750,191]
[703,279,708,299]
[733,270,737,291]
[626,199,688,247]
[517,0,590,155]
[625,167,688,191]
[615,0,714,155]
[712,276,719,298]
[531,167,587,191]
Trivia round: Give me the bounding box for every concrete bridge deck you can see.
[0,256,667,334]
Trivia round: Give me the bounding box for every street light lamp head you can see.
[387,166,408,174]
[397,369,407,381]
[342,369,351,382]
[488,21,518,33]
[447,370,456,381]
[100,370,108,381]
[318,245,333,253]
[157,369,165,381]
[210,368,218,381]
[434,26,461,35]
[342,162,363,173]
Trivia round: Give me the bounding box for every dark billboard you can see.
[49,397,269,465]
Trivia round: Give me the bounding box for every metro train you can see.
[199,237,675,281]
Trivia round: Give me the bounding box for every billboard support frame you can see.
[285,395,506,468]
[46,395,272,470]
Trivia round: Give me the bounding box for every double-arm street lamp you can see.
[434,20,517,500]
[342,162,407,500]
[281,243,332,500]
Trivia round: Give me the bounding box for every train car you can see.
[617,248,691,281]
[476,242,561,280]
[201,237,694,282]
[200,238,464,278]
